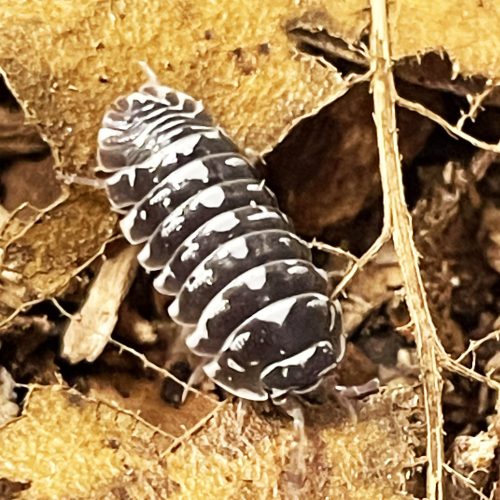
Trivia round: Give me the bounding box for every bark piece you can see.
[62,245,139,363]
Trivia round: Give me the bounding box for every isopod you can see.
[97,77,346,407]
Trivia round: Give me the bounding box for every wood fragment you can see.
[61,245,139,363]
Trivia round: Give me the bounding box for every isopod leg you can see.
[161,360,192,407]
[334,378,380,399]
[138,60,160,86]
[162,326,199,407]
[330,377,380,423]
[55,169,107,189]
[180,361,207,404]
[162,359,207,406]
[274,396,307,497]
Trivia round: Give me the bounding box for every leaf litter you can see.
[0,0,499,498]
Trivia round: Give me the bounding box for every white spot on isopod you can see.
[128,168,136,187]
[199,186,226,208]
[260,342,325,380]
[287,265,308,275]
[227,238,249,259]
[225,157,246,167]
[227,358,245,373]
[180,242,200,262]
[168,299,180,319]
[241,265,266,290]
[185,266,214,292]
[205,211,240,232]
[247,210,282,222]
[253,296,297,326]
[228,331,251,352]
[165,162,210,190]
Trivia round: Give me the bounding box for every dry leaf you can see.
[0,187,116,324]
[1,0,498,314]
[0,1,499,498]
[0,385,421,498]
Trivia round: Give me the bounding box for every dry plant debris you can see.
[0,187,117,325]
[0,0,499,498]
[0,0,347,168]
[0,385,420,499]
[0,386,174,498]
[0,0,499,320]
[0,0,348,325]
[446,428,499,500]
[0,367,18,425]
[61,245,139,363]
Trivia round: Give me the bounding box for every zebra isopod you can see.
[97,81,346,404]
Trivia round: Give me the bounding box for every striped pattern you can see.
[98,83,345,402]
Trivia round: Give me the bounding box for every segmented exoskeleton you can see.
[97,80,346,405]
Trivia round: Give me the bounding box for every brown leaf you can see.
[0,187,116,323]
[0,383,422,498]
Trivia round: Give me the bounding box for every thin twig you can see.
[1,190,70,248]
[456,81,498,131]
[162,399,229,456]
[396,95,500,153]
[331,226,391,298]
[108,338,209,400]
[456,329,500,365]
[440,354,500,393]
[309,238,359,263]
[443,463,489,500]
[89,391,176,440]
[0,298,46,330]
[370,1,445,498]
[51,297,73,319]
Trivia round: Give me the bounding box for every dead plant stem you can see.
[331,227,391,298]
[396,95,500,153]
[369,1,445,498]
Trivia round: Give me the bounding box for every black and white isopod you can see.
[97,78,347,407]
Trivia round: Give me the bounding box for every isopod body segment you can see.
[98,82,346,403]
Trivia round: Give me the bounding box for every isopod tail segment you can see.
[96,63,356,419]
